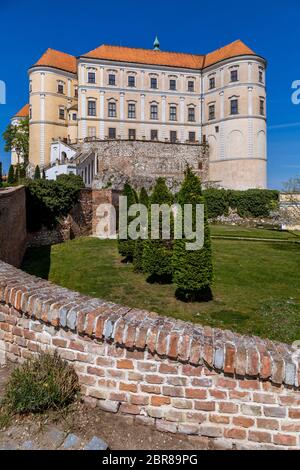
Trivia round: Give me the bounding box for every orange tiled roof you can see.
[14,104,29,118]
[83,44,205,69]
[203,40,255,68]
[82,40,257,70]
[33,48,77,74]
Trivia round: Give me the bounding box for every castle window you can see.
[29,81,32,93]
[170,130,177,142]
[109,127,116,139]
[209,77,215,90]
[151,77,158,89]
[128,129,136,140]
[109,74,116,86]
[208,104,215,120]
[87,100,96,116]
[128,76,136,87]
[128,103,136,119]
[188,80,195,92]
[151,130,158,141]
[29,106,32,119]
[231,70,238,82]
[230,99,239,115]
[259,70,264,83]
[74,87,78,98]
[169,106,177,121]
[57,83,64,94]
[88,72,96,84]
[108,101,117,117]
[59,107,65,120]
[72,113,77,121]
[169,79,176,91]
[150,104,158,120]
[189,132,196,142]
[260,99,265,116]
[188,107,195,122]
[215,126,219,133]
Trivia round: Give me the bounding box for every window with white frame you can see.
[230,98,239,115]
[169,105,177,121]
[150,77,158,89]
[209,77,216,89]
[128,103,136,118]
[169,79,176,91]
[150,104,158,120]
[208,104,215,120]
[128,75,136,87]
[108,101,117,117]
[108,74,116,86]
[188,80,195,92]
[59,107,65,119]
[87,100,96,116]
[188,106,195,122]
[88,72,96,84]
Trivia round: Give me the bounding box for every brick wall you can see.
[0,260,300,450]
[0,187,26,267]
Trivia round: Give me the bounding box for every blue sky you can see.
[0,0,300,189]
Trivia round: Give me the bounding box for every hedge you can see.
[25,174,85,232]
[203,188,279,219]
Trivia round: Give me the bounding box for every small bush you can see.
[25,174,85,231]
[203,188,229,218]
[2,352,80,414]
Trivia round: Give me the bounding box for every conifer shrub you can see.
[173,167,213,301]
[7,165,16,185]
[34,165,41,180]
[2,352,79,414]
[142,178,174,283]
[118,183,138,261]
[133,187,149,272]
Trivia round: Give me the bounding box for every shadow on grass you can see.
[175,286,213,303]
[21,245,52,280]
[146,273,173,285]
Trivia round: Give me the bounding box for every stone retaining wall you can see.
[0,260,300,450]
[0,187,26,267]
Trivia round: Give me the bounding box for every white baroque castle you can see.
[12,38,267,189]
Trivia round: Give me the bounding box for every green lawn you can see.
[22,229,300,344]
[210,224,300,240]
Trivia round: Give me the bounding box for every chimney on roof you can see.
[153,35,160,51]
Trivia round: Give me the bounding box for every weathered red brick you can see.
[117,359,134,370]
[159,363,177,374]
[151,396,171,406]
[120,404,141,415]
[239,379,260,390]
[120,382,138,393]
[256,418,279,430]
[216,377,236,390]
[87,366,105,377]
[219,402,238,414]
[249,430,272,443]
[185,388,207,399]
[289,408,300,419]
[52,338,68,348]
[224,428,247,440]
[273,434,297,447]
[232,416,254,428]
[168,332,180,359]
[194,401,215,411]
[146,374,164,384]
[224,344,235,374]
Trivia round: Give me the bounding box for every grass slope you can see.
[22,230,300,343]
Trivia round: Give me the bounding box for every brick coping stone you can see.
[0,260,298,389]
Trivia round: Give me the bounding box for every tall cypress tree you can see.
[142,178,174,282]
[118,183,138,261]
[34,165,41,180]
[7,165,16,185]
[172,167,213,301]
[133,187,149,272]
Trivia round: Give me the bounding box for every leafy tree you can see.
[133,187,150,272]
[118,183,138,261]
[283,175,300,193]
[34,165,41,180]
[3,117,29,164]
[19,164,26,180]
[142,178,174,282]
[172,167,213,301]
[7,165,16,185]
